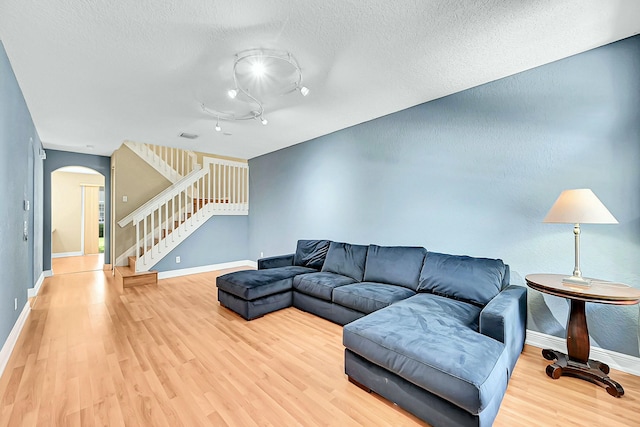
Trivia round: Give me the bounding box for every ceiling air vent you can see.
[179,132,199,140]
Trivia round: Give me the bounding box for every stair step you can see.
[173,217,190,228]
[115,265,158,291]
[137,246,154,256]
[135,229,186,258]
[193,198,211,210]
[193,198,230,207]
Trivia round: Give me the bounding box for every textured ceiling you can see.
[1,0,639,159]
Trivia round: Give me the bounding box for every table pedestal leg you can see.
[541,300,624,397]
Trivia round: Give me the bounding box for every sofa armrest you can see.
[258,254,294,270]
[479,285,527,375]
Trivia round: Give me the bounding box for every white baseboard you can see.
[27,272,47,298]
[52,251,83,258]
[0,302,31,379]
[157,260,257,279]
[526,330,640,376]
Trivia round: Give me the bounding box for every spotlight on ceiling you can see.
[251,61,266,77]
[227,89,238,99]
[300,86,310,96]
[215,118,221,132]
[260,116,268,125]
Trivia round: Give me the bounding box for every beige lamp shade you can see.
[543,189,618,224]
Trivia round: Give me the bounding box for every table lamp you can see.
[543,189,618,286]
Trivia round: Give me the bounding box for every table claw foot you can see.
[545,363,562,379]
[542,348,560,361]
[603,378,624,398]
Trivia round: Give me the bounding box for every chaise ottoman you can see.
[216,239,330,320]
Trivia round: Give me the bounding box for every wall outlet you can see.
[175,256,181,263]
[260,252,264,258]
[14,298,17,311]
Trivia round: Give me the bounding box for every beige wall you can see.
[113,144,172,260]
[51,171,105,255]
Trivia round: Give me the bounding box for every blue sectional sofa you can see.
[216,240,527,427]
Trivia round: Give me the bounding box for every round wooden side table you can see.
[525,273,640,397]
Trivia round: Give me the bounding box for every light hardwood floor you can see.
[51,254,104,275]
[1,268,639,426]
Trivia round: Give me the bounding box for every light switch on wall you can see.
[122,195,128,202]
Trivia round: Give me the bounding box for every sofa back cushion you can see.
[321,242,369,281]
[293,240,331,269]
[418,252,506,307]
[363,245,427,290]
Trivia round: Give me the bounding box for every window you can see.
[98,186,105,223]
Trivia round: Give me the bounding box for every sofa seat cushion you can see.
[332,282,416,314]
[293,272,357,301]
[343,293,508,415]
[419,252,506,307]
[216,266,316,300]
[321,242,369,281]
[363,245,427,291]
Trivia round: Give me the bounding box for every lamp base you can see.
[562,275,592,287]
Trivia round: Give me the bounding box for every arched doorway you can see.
[43,149,112,276]
[51,166,105,274]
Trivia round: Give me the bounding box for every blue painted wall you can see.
[249,36,640,357]
[43,150,111,271]
[0,41,44,348]
[152,215,249,271]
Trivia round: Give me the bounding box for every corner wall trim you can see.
[526,330,640,376]
[157,260,257,280]
[0,302,31,379]
[27,272,46,298]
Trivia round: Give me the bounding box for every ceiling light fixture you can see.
[202,48,309,129]
[251,61,266,77]
[215,117,221,132]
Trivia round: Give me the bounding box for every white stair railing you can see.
[118,157,249,271]
[125,141,198,183]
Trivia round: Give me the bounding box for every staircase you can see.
[117,146,249,277]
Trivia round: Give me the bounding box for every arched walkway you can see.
[50,166,105,274]
[43,150,111,274]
